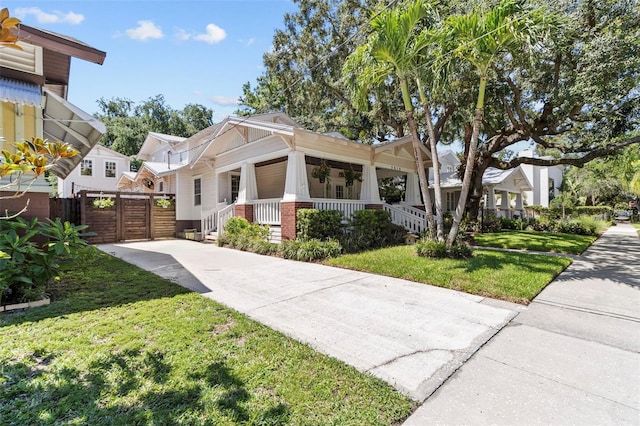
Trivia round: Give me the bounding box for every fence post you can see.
[149,193,155,240]
[116,192,122,242]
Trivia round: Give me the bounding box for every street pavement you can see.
[99,239,518,402]
[404,223,640,425]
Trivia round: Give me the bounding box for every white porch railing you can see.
[217,203,235,237]
[384,203,427,234]
[397,204,427,221]
[201,207,218,236]
[313,199,366,221]
[253,198,281,225]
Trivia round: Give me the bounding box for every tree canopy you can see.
[241,0,640,215]
[95,95,214,157]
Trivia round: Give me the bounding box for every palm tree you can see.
[343,0,440,237]
[437,0,552,247]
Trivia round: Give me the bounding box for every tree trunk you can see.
[466,161,489,220]
[447,75,486,247]
[400,76,435,236]
[417,77,444,241]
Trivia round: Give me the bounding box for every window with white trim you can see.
[231,174,240,203]
[81,159,93,176]
[105,161,116,178]
[194,178,201,206]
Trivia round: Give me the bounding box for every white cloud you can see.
[209,95,240,106]
[194,23,226,44]
[245,38,255,46]
[15,7,84,25]
[125,21,163,41]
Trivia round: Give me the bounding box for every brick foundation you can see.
[365,203,383,210]
[234,203,254,223]
[281,201,313,240]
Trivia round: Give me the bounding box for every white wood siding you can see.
[58,146,130,197]
[256,161,286,199]
[175,169,192,221]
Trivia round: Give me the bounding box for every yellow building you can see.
[0,24,106,219]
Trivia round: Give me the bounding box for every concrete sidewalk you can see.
[99,240,518,402]
[405,223,640,425]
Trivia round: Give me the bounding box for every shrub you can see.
[279,239,342,262]
[0,217,89,305]
[296,209,344,241]
[340,209,405,253]
[416,238,473,259]
[500,217,525,231]
[574,206,613,218]
[481,215,502,233]
[218,217,276,254]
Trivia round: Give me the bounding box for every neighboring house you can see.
[0,24,106,218]
[57,144,130,197]
[430,150,563,218]
[133,112,434,240]
[117,132,187,193]
[518,149,564,208]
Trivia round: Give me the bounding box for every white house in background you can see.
[57,144,130,197]
[125,112,434,240]
[117,132,187,193]
[430,150,563,218]
[518,149,564,208]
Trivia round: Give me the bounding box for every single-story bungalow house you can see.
[125,112,434,240]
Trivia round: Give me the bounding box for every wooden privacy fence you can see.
[51,190,176,244]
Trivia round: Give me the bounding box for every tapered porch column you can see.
[405,172,421,205]
[514,192,524,218]
[500,190,510,218]
[486,186,496,216]
[360,164,381,204]
[283,151,310,202]
[235,162,258,222]
[281,151,312,240]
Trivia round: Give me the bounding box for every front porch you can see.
[198,151,430,240]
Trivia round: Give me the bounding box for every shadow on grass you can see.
[474,231,594,254]
[0,348,290,424]
[0,247,196,328]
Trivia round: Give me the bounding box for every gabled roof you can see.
[189,113,297,166]
[139,161,185,177]
[437,166,533,190]
[86,144,131,161]
[137,132,187,158]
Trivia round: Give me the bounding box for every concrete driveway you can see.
[99,240,518,401]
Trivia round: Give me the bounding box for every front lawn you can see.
[325,245,571,304]
[0,248,414,425]
[472,230,596,254]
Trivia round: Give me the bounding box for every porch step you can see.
[268,226,281,244]
[204,230,218,243]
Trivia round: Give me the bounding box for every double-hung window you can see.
[194,178,202,206]
[81,159,93,176]
[105,161,116,178]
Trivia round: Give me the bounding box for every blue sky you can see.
[4,0,297,119]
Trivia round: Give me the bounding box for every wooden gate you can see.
[59,190,177,244]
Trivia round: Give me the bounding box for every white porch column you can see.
[515,192,524,210]
[360,164,381,203]
[237,162,258,204]
[283,151,310,201]
[405,172,421,205]
[500,190,510,218]
[486,186,496,210]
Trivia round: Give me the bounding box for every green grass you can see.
[472,230,596,254]
[0,248,414,425]
[325,245,571,304]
